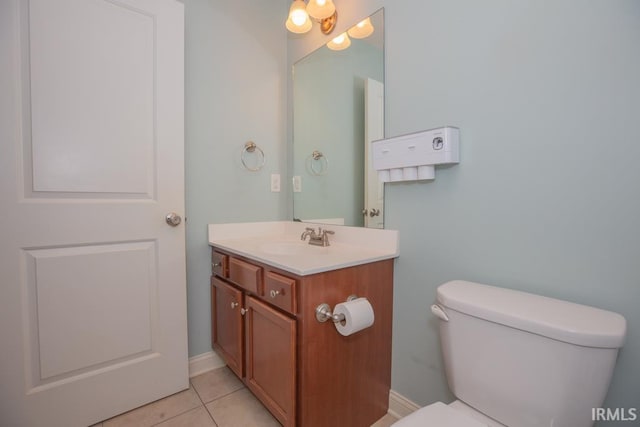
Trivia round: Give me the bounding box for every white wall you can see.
[290,0,640,418]
[185,0,289,356]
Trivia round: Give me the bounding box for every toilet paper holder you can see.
[315,295,358,323]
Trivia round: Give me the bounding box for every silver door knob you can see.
[369,208,380,217]
[165,212,182,226]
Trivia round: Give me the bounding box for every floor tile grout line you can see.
[146,384,204,427]
[204,404,220,427]
[190,379,219,426]
[191,379,207,406]
[197,385,247,406]
[202,387,255,427]
[148,403,203,427]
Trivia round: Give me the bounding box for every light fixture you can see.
[327,32,351,51]
[306,0,335,20]
[286,0,312,34]
[286,0,338,35]
[347,17,374,39]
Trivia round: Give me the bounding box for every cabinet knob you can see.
[270,290,281,298]
[230,301,239,309]
[241,308,248,316]
[212,262,222,268]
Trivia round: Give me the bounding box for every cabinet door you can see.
[245,296,296,427]
[211,277,244,378]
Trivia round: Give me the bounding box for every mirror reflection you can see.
[292,9,384,228]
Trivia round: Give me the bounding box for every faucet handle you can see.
[301,227,317,241]
[320,228,334,246]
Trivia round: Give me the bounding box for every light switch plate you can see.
[271,174,281,192]
[293,176,302,192]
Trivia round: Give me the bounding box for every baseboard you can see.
[388,389,421,419]
[188,350,226,378]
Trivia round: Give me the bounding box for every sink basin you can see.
[258,241,305,256]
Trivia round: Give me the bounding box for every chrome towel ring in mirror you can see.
[307,150,329,176]
[241,141,265,172]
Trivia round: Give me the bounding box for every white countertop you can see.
[208,221,399,276]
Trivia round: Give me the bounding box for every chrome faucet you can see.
[300,227,335,247]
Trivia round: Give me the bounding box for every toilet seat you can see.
[391,402,488,427]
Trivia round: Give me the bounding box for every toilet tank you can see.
[434,281,626,427]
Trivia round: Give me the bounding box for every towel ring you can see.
[241,141,265,172]
[308,150,329,176]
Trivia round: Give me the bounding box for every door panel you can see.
[0,0,186,426]
[29,0,155,194]
[24,242,156,383]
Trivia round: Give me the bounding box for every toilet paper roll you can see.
[333,298,375,336]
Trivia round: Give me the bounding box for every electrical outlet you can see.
[293,175,302,193]
[270,173,281,192]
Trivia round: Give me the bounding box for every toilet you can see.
[393,280,626,427]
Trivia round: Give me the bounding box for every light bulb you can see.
[286,0,312,34]
[291,9,307,26]
[347,17,374,39]
[327,32,351,51]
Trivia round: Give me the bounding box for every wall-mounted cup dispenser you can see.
[372,126,459,183]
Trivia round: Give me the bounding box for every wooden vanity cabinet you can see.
[210,248,394,427]
[211,251,296,427]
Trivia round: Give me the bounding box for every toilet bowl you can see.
[392,280,626,427]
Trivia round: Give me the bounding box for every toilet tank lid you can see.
[436,281,627,348]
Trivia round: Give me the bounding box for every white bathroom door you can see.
[364,78,385,229]
[0,1,187,426]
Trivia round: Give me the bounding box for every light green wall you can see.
[184,0,288,357]
[293,42,383,226]
[185,0,640,416]
[288,0,640,419]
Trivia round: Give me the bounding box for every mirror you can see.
[292,9,384,228]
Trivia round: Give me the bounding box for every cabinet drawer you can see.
[211,250,228,277]
[264,271,297,314]
[229,257,262,294]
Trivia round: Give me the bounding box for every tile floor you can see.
[93,366,399,427]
